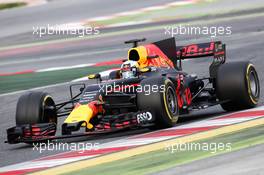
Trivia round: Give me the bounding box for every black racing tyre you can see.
[137,77,179,128]
[216,61,260,111]
[16,92,57,126]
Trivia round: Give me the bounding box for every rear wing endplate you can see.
[176,41,226,64]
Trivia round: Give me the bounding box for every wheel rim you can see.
[249,70,259,98]
[42,97,57,123]
[166,86,178,115]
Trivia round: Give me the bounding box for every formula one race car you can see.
[6,38,260,144]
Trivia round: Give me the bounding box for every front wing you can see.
[6,111,154,144]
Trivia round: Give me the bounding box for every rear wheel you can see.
[137,77,179,128]
[216,62,260,111]
[16,92,57,128]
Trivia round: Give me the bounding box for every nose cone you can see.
[64,104,94,129]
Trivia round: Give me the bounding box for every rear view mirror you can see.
[139,67,151,73]
[88,73,101,80]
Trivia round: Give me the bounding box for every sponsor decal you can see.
[137,111,153,124]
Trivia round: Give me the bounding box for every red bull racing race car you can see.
[6,38,260,144]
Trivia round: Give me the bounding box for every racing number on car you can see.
[137,112,153,124]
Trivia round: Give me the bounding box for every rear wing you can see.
[151,38,226,78]
[176,41,226,63]
[152,38,226,68]
[175,41,226,78]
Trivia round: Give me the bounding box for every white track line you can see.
[0,156,95,172]
[37,63,95,72]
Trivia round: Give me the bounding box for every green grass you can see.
[64,125,264,175]
[0,2,26,10]
[0,65,118,94]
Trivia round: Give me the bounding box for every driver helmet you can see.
[120,60,139,79]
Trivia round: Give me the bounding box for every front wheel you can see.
[16,92,57,130]
[137,77,179,128]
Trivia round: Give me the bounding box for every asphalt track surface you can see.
[0,1,264,174]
